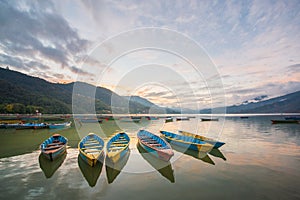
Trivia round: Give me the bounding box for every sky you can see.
[0,0,299,109]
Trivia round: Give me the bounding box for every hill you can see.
[200,90,300,114]
[0,67,175,114]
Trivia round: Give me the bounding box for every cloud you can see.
[69,66,92,76]
[287,64,300,73]
[0,0,89,74]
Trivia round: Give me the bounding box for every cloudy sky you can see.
[1,0,299,109]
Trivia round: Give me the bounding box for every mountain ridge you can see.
[0,67,178,114]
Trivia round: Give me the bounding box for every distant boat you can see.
[79,118,101,123]
[106,132,130,163]
[78,133,105,167]
[119,116,141,122]
[137,143,175,183]
[78,154,103,187]
[176,117,189,121]
[146,116,159,120]
[271,120,299,124]
[40,134,68,161]
[9,123,48,130]
[285,116,300,120]
[48,121,71,129]
[165,117,173,123]
[178,130,225,149]
[201,118,219,121]
[137,130,174,162]
[240,116,249,119]
[160,131,213,153]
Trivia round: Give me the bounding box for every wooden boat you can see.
[176,117,189,121]
[137,143,175,183]
[271,120,299,124]
[240,116,249,119]
[39,152,67,178]
[165,117,173,123]
[78,154,103,187]
[48,121,72,129]
[201,118,219,121]
[78,133,105,167]
[137,130,174,162]
[106,132,130,163]
[40,134,68,161]
[178,130,225,149]
[160,131,213,153]
[105,149,130,184]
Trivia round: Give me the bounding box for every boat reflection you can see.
[78,154,103,187]
[105,149,130,184]
[170,144,215,165]
[209,148,227,161]
[137,143,175,183]
[39,152,66,178]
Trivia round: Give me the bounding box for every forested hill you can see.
[0,67,172,114]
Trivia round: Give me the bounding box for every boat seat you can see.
[47,142,64,146]
[44,145,63,151]
[84,143,101,146]
[84,149,102,153]
[110,144,126,147]
[149,143,162,146]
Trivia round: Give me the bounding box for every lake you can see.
[0,115,299,200]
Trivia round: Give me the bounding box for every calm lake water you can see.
[0,115,299,200]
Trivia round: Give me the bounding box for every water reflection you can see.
[170,144,215,165]
[137,143,175,183]
[209,148,227,161]
[105,150,130,184]
[38,152,66,178]
[78,154,103,187]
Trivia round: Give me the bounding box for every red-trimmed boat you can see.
[137,130,174,162]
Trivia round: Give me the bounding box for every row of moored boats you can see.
[0,121,72,129]
[40,129,225,167]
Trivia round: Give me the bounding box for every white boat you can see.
[48,121,72,129]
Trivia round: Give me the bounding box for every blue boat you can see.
[78,133,105,167]
[137,130,174,162]
[178,130,225,149]
[40,134,68,161]
[106,132,130,163]
[160,131,213,153]
[48,121,72,129]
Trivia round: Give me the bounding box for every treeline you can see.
[0,103,69,114]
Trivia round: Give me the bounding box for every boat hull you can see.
[179,130,225,149]
[40,134,68,161]
[106,132,130,163]
[137,130,174,162]
[160,131,213,153]
[271,120,299,124]
[78,133,105,167]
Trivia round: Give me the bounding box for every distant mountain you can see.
[0,67,177,114]
[124,96,157,108]
[124,96,178,114]
[200,91,300,114]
